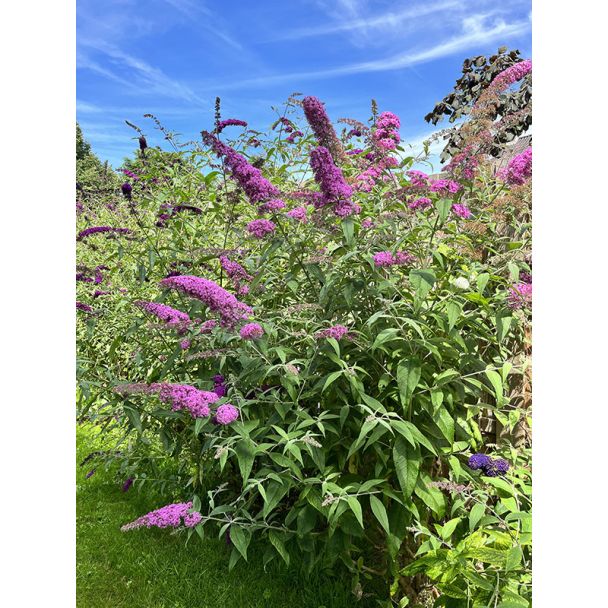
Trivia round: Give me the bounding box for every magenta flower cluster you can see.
[499,147,532,185]
[214,403,240,425]
[258,198,286,214]
[240,322,264,340]
[309,146,356,217]
[212,374,227,398]
[429,179,462,195]
[286,206,308,223]
[216,118,248,132]
[315,324,351,341]
[247,219,276,238]
[406,170,429,188]
[121,501,202,532]
[373,111,401,151]
[302,96,344,162]
[507,282,532,309]
[286,130,303,144]
[373,250,415,268]
[134,300,191,331]
[203,132,282,205]
[353,156,398,192]
[159,275,252,327]
[198,319,218,334]
[444,146,479,180]
[220,255,252,295]
[452,203,472,219]
[158,383,219,418]
[77,226,132,241]
[491,59,532,91]
[408,197,433,211]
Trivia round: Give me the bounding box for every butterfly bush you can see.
[77,85,532,606]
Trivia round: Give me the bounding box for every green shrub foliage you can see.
[77,79,532,607]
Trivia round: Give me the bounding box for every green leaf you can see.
[323,370,343,392]
[496,312,513,343]
[372,328,401,351]
[262,480,290,518]
[230,526,251,561]
[393,436,421,498]
[268,530,290,566]
[435,407,455,444]
[342,217,354,246]
[234,437,256,485]
[409,269,436,299]
[434,369,460,386]
[484,476,515,497]
[505,546,523,572]
[436,198,451,222]
[469,502,486,531]
[446,301,461,330]
[369,495,391,535]
[123,406,142,433]
[476,273,490,294]
[485,369,504,406]
[346,495,364,528]
[440,517,461,540]
[397,358,422,408]
[414,474,446,518]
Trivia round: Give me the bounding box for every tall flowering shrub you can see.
[77,90,531,606]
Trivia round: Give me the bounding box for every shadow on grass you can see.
[77,425,362,608]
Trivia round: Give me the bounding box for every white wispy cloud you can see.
[206,15,530,91]
[272,1,460,41]
[78,40,206,105]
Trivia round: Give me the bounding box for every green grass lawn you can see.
[76,424,359,608]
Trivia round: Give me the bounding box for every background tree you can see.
[425,47,532,162]
[76,122,120,193]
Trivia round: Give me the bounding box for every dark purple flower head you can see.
[302,96,346,163]
[203,132,280,204]
[468,453,492,471]
[121,182,133,200]
[77,226,132,241]
[216,118,248,133]
[212,374,225,384]
[76,301,93,313]
[138,135,147,151]
[85,469,96,479]
[122,478,134,492]
[309,146,355,217]
[468,453,510,477]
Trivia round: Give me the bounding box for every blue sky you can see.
[77,0,531,171]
